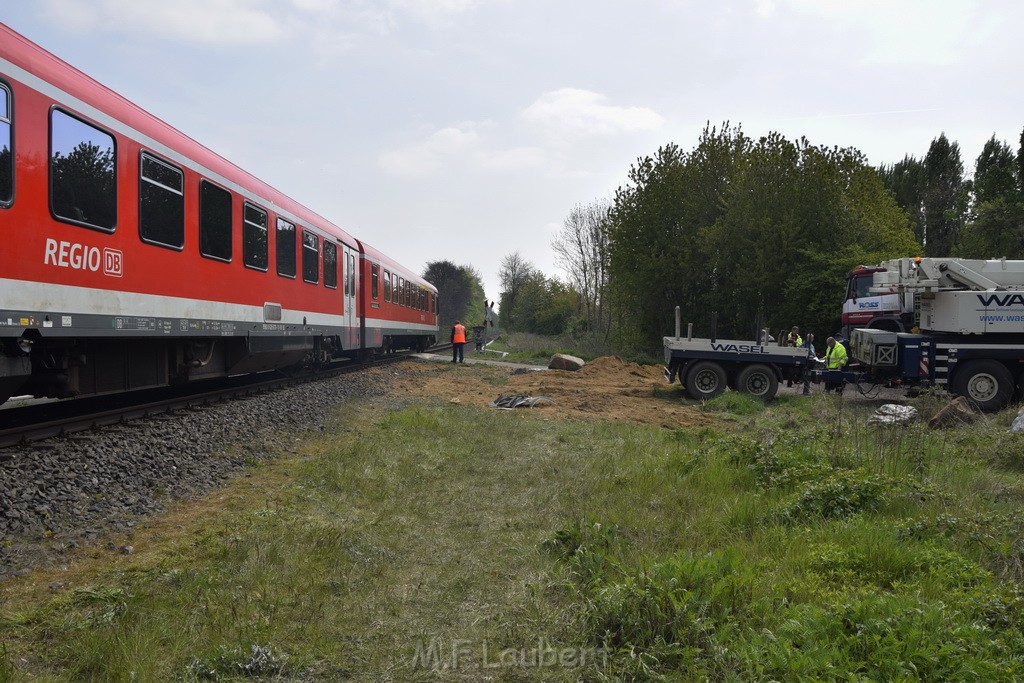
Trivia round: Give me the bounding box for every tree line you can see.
[492,123,1024,355]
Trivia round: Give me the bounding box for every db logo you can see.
[103,248,123,277]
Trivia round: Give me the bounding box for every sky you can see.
[3,1,1023,302]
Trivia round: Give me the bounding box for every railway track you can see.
[0,345,451,453]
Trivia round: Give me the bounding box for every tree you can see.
[51,141,116,228]
[608,123,749,350]
[552,201,611,332]
[1018,126,1024,194]
[921,133,968,256]
[877,155,926,245]
[497,252,534,330]
[423,261,484,331]
[605,124,918,353]
[973,135,1017,205]
[959,133,1024,258]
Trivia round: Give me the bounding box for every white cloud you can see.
[480,146,548,172]
[40,0,286,45]
[780,0,988,66]
[379,122,548,176]
[522,88,665,136]
[379,125,482,176]
[389,0,487,26]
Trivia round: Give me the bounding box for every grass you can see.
[485,331,659,365]
[2,386,1024,680]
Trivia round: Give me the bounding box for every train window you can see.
[383,269,391,301]
[323,241,337,289]
[302,230,319,284]
[431,293,437,314]
[348,253,356,295]
[392,273,398,304]
[199,180,232,261]
[276,218,296,278]
[399,278,405,306]
[242,202,268,270]
[371,264,379,299]
[139,152,184,249]
[343,251,349,295]
[50,109,116,231]
[0,82,11,206]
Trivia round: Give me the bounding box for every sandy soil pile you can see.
[377,355,718,429]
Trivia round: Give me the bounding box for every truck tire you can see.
[736,364,778,400]
[951,359,1014,412]
[685,361,727,401]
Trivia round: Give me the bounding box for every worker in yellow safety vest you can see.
[785,326,803,348]
[451,321,467,363]
[824,336,848,394]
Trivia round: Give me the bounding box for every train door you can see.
[342,243,358,348]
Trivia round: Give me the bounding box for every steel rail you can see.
[0,345,451,455]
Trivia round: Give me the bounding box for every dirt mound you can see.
[376,356,716,429]
[578,355,665,381]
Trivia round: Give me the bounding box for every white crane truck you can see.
[850,257,1024,412]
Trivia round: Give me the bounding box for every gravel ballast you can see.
[0,369,386,580]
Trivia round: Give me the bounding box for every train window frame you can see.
[242,201,268,271]
[323,240,338,289]
[392,273,398,304]
[371,263,379,300]
[198,179,232,262]
[0,80,13,208]
[383,269,391,302]
[276,217,297,278]
[399,277,405,307]
[138,151,185,250]
[302,229,319,284]
[49,107,117,233]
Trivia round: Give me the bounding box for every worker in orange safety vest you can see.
[451,321,466,363]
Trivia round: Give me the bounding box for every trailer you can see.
[664,314,813,401]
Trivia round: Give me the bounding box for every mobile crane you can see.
[850,257,1024,412]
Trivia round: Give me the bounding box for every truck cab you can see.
[841,265,914,337]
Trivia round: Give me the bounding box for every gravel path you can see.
[0,370,387,580]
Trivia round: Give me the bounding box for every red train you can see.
[0,23,438,405]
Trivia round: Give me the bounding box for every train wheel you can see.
[736,364,778,400]
[951,359,1013,412]
[685,361,727,401]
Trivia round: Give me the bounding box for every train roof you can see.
[0,22,415,262]
[359,240,436,291]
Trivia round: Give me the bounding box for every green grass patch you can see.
[3,391,1024,680]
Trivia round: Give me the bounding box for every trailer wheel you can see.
[736,364,778,400]
[685,361,727,401]
[951,359,1014,412]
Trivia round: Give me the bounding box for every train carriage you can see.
[358,242,438,353]
[0,23,438,404]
